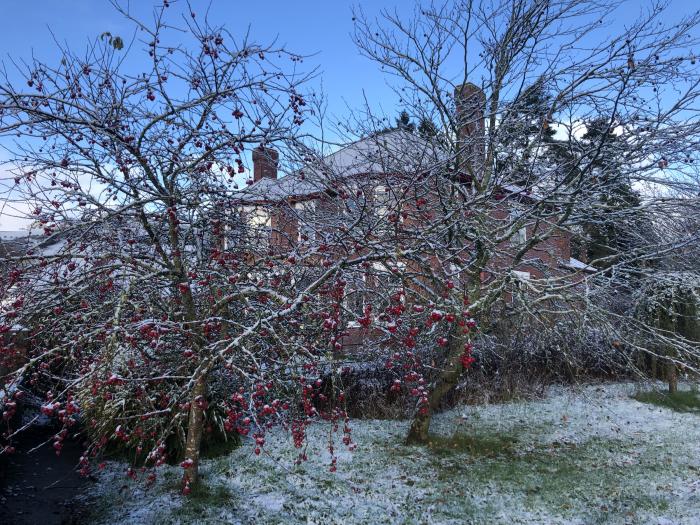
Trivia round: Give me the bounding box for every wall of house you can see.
[246,174,586,355]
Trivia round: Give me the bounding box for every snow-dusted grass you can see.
[84,382,700,524]
[632,388,700,413]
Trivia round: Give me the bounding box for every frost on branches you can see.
[0,3,369,489]
[2,0,700,497]
[0,2,472,491]
[348,0,700,439]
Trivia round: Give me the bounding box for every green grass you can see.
[200,434,241,459]
[162,478,240,523]
[186,482,234,506]
[85,384,700,524]
[633,389,700,413]
[405,432,677,522]
[423,431,519,457]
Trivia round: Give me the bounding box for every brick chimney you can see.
[454,82,486,175]
[252,145,279,183]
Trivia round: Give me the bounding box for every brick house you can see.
[234,86,594,344]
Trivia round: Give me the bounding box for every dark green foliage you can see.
[418,116,438,138]
[634,275,700,389]
[395,110,415,132]
[496,79,654,270]
[578,118,649,267]
[379,110,417,134]
[636,276,700,343]
[496,78,569,186]
[422,432,519,457]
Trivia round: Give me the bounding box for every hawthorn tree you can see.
[0,2,370,490]
[349,0,700,443]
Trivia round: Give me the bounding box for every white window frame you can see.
[294,200,317,243]
[509,210,527,246]
[344,272,368,328]
[514,226,527,245]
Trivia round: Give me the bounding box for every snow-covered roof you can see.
[34,238,68,257]
[499,183,544,202]
[0,230,44,244]
[235,130,554,206]
[236,174,323,203]
[235,130,441,203]
[0,230,45,258]
[0,230,34,241]
[561,257,597,273]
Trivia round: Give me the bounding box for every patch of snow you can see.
[84,382,700,524]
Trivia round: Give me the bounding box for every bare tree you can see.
[349,0,700,443]
[0,2,368,490]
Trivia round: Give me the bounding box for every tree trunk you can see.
[635,351,645,376]
[667,361,678,394]
[406,330,466,444]
[183,372,208,487]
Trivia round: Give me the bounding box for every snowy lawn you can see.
[82,382,700,524]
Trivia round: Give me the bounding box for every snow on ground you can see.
[83,382,700,524]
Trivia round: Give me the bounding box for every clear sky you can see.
[0,0,696,230]
[0,0,692,116]
[0,1,411,131]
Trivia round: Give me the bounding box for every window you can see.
[344,272,368,326]
[243,206,271,228]
[374,184,391,219]
[513,270,531,282]
[345,289,366,318]
[294,201,317,243]
[344,264,404,326]
[242,206,271,245]
[509,210,527,246]
[508,270,531,307]
[372,183,403,232]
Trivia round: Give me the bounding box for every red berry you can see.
[430,310,443,321]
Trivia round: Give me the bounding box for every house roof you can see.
[234,130,443,203]
[0,230,37,241]
[0,230,44,258]
[234,129,550,209]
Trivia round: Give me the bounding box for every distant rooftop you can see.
[0,230,39,241]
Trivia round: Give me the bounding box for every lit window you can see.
[509,210,527,246]
[242,206,271,244]
[374,184,390,218]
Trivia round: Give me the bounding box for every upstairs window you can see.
[294,201,317,243]
[509,210,527,246]
[374,184,391,219]
[242,206,271,245]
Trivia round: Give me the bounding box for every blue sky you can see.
[0,0,696,230]
[0,0,694,136]
[0,1,411,129]
[0,1,414,229]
